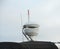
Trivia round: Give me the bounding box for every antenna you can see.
[28,9,30,24]
[20,12,24,42]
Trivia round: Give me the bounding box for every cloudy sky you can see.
[0,0,60,42]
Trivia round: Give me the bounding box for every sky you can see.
[0,0,60,42]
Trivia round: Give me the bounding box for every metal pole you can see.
[22,29,30,41]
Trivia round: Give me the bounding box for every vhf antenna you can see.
[28,9,30,24]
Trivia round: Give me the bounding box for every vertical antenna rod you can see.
[20,13,24,42]
[28,9,30,24]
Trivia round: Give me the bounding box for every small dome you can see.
[23,24,40,36]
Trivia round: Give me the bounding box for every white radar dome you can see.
[23,24,40,36]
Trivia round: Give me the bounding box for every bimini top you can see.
[23,24,39,28]
[20,41,58,49]
[0,41,58,49]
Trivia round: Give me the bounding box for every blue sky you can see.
[0,0,60,42]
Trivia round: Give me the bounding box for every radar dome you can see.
[23,24,40,36]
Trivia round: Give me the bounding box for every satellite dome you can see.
[23,24,40,36]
